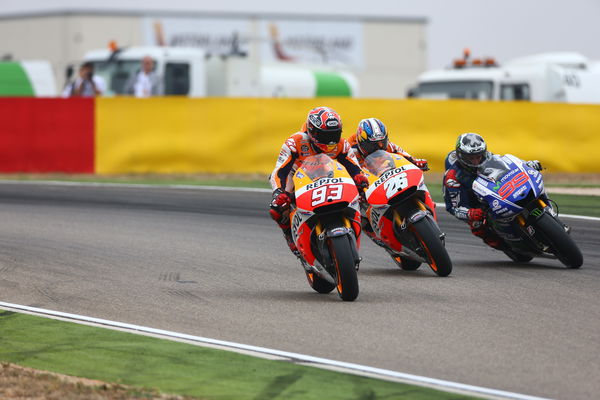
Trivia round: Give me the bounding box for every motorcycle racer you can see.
[347,118,429,171]
[443,132,543,255]
[269,106,369,257]
[347,117,434,267]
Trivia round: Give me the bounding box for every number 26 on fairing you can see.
[383,173,408,197]
[311,184,343,206]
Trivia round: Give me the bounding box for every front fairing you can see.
[472,154,544,220]
[363,150,425,207]
[293,154,360,213]
[290,154,361,266]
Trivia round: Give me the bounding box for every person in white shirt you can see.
[125,56,163,97]
[62,62,105,97]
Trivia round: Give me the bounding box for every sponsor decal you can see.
[329,227,347,236]
[530,208,543,217]
[527,225,535,236]
[292,212,302,236]
[301,145,309,152]
[277,156,286,163]
[304,177,345,190]
[492,199,501,211]
[309,114,322,126]
[373,167,409,188]
[296,172,305,179]
[326,120,339,127]
[515,186,527,197]
[500,169,518,182]
[285,139,297,152]
[448,151,458,164]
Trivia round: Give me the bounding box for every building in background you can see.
[0,7,426,98]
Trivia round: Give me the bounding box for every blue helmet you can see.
[356,118,388,157]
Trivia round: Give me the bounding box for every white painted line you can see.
[0,179,271,193]
[0,301,552,400]
[432,202,600,222]
[0,179,597,221]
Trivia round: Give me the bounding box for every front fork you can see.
[315,217,361,271]
[514,198,567,251]
[392,200,445,260]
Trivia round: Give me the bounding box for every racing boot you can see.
[282,228,301,258]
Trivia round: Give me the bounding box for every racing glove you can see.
[526,160,543,171]
[467,208,485,229]
[353,174,369,190]
[269,189,291,227]
[412,158,430,171]
[270,188,290,211]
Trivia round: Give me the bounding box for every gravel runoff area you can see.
[0,363,201,400]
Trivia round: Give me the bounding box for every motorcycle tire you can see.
[328,235,359,301]
[535,213,583,268]
[304,271,336,294]
[502,249,534,263]
[400,256,422,270]
[412,217,453,277]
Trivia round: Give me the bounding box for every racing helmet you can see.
[455,133,490,170]
[356,118,389,157]
[306,106,342,153]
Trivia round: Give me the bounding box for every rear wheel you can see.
[329,236,359,301]
[412,218,452,277]
[535,213,583,268]
[305,271,335,294]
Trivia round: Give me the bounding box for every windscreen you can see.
[477,155,511,181]
[300,154,335,181]
[417,81,494,100]
[363,150,397,177]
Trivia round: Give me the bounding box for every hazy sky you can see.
[3,0,600,69]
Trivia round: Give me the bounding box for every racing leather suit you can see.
[443,150,504,248]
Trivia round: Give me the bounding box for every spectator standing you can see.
[62,62,105,97]
[125,56,163,97]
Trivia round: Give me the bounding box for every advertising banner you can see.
[143,17,363,68]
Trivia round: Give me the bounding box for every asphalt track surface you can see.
[0,182,598,400]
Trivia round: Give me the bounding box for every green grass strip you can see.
[1,175,597,217]
[0,311,480,400]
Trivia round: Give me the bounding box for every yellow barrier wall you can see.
[96,98,600,174]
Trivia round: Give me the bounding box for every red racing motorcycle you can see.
[289,154,362,301]
[362,150,452,277]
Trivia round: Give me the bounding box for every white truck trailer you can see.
[83,45,359,98]
[409,51,600,104]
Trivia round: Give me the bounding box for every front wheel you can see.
[412,217,453,277]
[329,235,359,301]
[305,271,336,294]
[535,213,583,268]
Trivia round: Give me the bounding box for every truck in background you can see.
[408,50,600,104]
[83,45,359,98]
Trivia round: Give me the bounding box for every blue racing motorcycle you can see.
[472,154,583,268]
